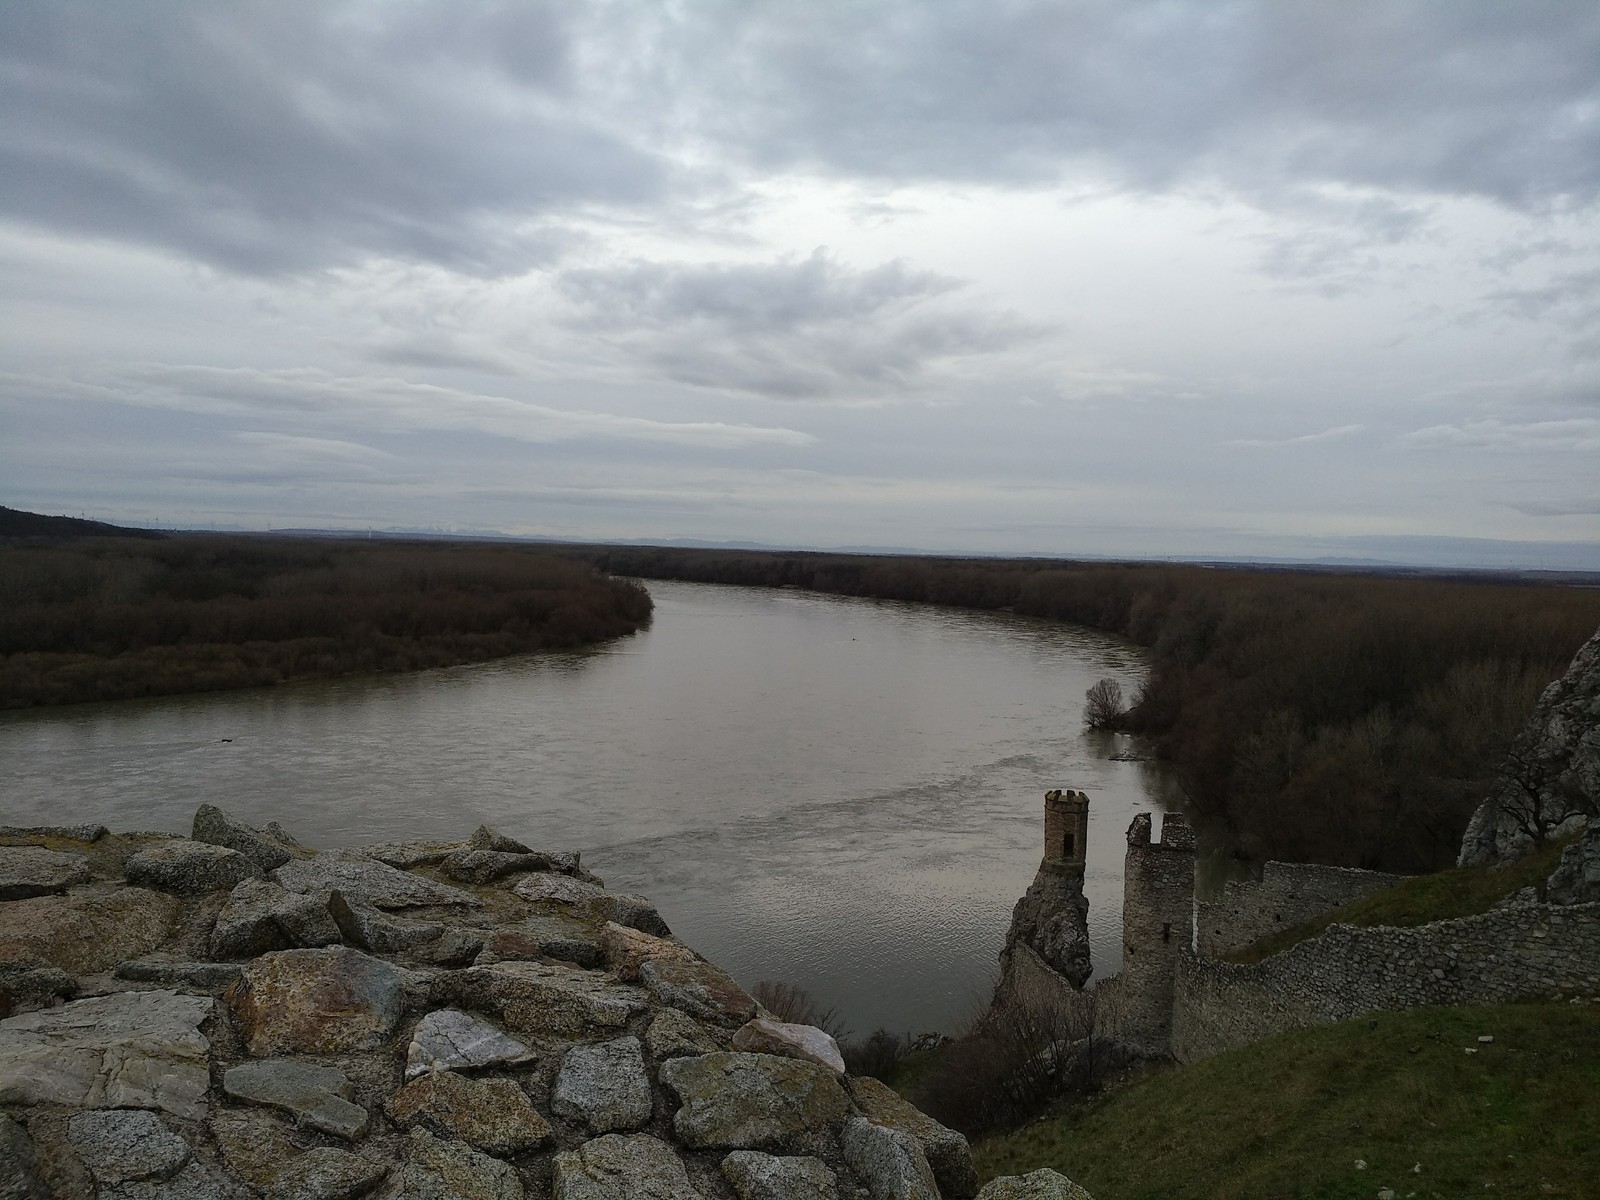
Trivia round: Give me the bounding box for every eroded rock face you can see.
[124,839,260,896]
[658,1052,853,1152]
[228,947,408,1056]
[211,877,342,959]
[0,990,212,1118]
[386,1071,552,1156]
[399,1126,524,1200]
[265,1147,386,1200]
[551,1134,704,1200]
[0,846,92,900]
[1547,825,1600,905]
[645,1010,725,1061]
[551,1037,653,1133]
[0,1113,48,1200]
[1004,865,1092,989]
[1460,622,1600,866]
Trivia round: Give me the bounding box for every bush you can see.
[1083,678,1125,730]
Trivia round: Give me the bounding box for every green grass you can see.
[972,1001,1600,1200]
[1222,838,1578,965]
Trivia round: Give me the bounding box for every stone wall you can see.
[1172,900,1600,1062]
[1115,812,1195,1053]
[1196,861,1407,957]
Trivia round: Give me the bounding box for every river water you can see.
[0,580,1181,1035]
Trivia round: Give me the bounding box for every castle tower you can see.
[1042,789,1089,878]
[1117,810,1196,1055]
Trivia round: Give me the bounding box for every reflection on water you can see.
[0,580,1180,1034]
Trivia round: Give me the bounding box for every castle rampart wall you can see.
[1196,861,1408,957]
[1171,899,1600,1062]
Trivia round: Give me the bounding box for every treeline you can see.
[572,545,1600,871]
[0,536,652,708]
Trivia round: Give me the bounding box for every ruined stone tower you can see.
[1042,788,1089,877]
[1000,789,1094,989]
[1117,810,1195,1053]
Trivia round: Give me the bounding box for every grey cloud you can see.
[1398,418,1600,452]
[1227,424,1366,449]
[556,251,1044,400]
[1483,268,1600,322]
[1501,497,1600,517]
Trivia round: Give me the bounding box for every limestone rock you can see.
[1004,864,1092,989]
[398,1126,524,1200]
[124,839,260,896]
[551,1133,705,1200]
[1547,825,1600,905]
[329,891,449,954]
[645,1009,726,1060]
[720,1151,838,1200]
[1460,622,1600,865]
[640,957,756,1026]
[0,1113,48,1200]
[475,914,600,969]
[229,947,407,1056]
[274,851,478,910]
[732,1018,845,1075]
[211,877,342,959]
[0,989,212,1117]
[67,1109,192,1185]
[513,876,668,936]
[0,884,177,975]
[445,961,648,1039]
[116,959,244,990]
[847,1076,977,1199]
[551,1036,653,1133]
[405,1008,534,1080]
[975,1168,1095,1199]
[347,842,460,869]
[840,1116,940,1200]
[599,923,696,981]
[268,1147,387,1200]
[191,804,305,872]
[223,1059,370,1140]
[386,1070,551,1156]
[0,846,92,900]
[658,1052,852,1152]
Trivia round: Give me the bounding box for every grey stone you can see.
[347,842,460,869]
[445,961,649,1039]
[405,1008,534,1080]
[476,914,601,969]
[551,1036,653,1133]
[223,1059,370,1140]
[1004,862,1092,988]
[192,804,304,872]
[1547,826,1600,905]
[552,1134,705,1200]
[116,959,244,990]
[658,1052,853,1152]
[974,1169,1095,1200]
[228,947,408,1056]
[720,1152,838,1200]
[0,1114,48,1200]
[0,955,77,1012]
[124,840,260,896]
[0,823,107,842]
[107,1159,235,1199]
[67,1109,191,1185]
[408,928,487,968]
[640,957,756,1026]
[329,891,448,953]
[598,923,696,981]
[0,884,178,975]
[467,826,534,854]
[396,1127,524,1200]
[0,989,212,1117]
[211,876,342,959]
[840,1116,939,1200]
[275,852,478,910]
[386,1071,552,1156]
[847,1076,977,1198]
[439,849,551,885]
[511,876,668,935]
[269,1148,387,1200]
[732,1018,845,1074]
[644,1009,725,1060]
[0,846,93,900]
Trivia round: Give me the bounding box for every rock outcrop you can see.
[0,806,1068,1199]
[1001,867,1092,989]
[1460,622,1600,866]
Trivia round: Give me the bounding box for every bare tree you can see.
[1083,678,1125,730]
[1494,742,1596,854]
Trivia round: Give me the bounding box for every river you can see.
[0,579,1182,1035]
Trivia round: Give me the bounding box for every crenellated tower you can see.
[1116,810,1196,1053]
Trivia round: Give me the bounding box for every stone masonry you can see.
[1195,862,1406,958]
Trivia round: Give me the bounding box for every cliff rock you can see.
[1002,866,1091,989]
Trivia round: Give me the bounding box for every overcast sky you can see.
[3,1,1598,565]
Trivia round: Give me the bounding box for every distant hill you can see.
[0,505,165,540]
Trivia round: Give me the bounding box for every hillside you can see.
[973,1001,1600,1200]
[0,504,164,540]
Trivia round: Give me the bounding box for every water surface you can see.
[0,580,1180,1034]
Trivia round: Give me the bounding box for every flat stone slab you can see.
[223,1059,369,1141]
[116,959,245,990]
[0,846,92,899]
[67,1109,192,1185]
[847,1076,977,1198]
[732,1018,845,1074]
[124,839,260,896]
[229,947,408,1056]
[405,1008,534,1080]
[552,1133,706,1200]
[0,989,212,1118]
[400,1126,524,1200]
[551,1036,653,1133]
[446,961,649,1040]
[274,851,478,910]
[386,1071,552,1156]
[721,1151,839,1200]
[658,1052,853,1152]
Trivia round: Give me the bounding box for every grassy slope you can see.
[1222,837,1576,965]
[974,1002,1600,1200]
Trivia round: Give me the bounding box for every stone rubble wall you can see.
[1195,862,1408,958]
[1171,899,1600,1063]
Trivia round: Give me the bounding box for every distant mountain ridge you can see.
[0,505,165,539]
